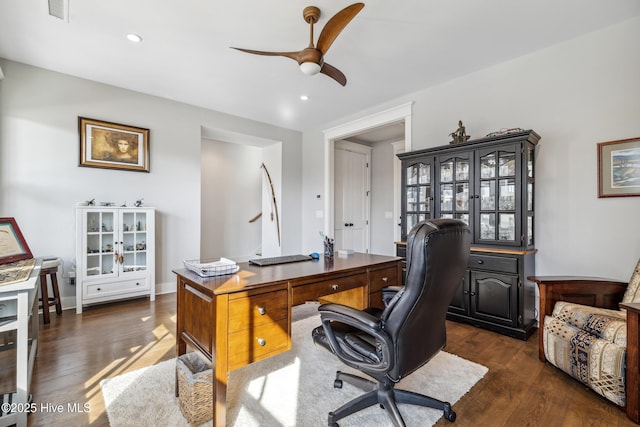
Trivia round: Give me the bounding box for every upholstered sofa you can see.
[529,257,640,423]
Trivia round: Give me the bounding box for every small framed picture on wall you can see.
[598,137,640,198]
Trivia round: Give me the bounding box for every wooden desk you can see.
[173,253,402,426]
[0,259,41,427]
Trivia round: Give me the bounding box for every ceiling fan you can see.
[231,3,365,86]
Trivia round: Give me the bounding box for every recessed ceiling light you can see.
[126,33,143,43]
[300,95,309,101]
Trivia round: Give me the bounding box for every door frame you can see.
[322,102,413,239]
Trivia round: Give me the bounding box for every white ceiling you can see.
[1,1,638,134]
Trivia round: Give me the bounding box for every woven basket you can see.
[176,353,213,425]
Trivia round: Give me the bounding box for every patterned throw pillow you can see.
[621,257,640,305]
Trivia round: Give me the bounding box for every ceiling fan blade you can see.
[231,47,302,63]
[320,63,347,86]
[316,3,364,55]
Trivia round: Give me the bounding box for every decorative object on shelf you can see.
[84,198,96,206]
[485,128,525,138]
[79,117,150,173]
[0,217,33,265]
[134,198,144,207]
[449,120,470,144]
[597,137,640,198]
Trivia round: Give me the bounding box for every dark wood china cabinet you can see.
[397,130,540,340]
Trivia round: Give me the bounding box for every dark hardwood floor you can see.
[1,293,634,426]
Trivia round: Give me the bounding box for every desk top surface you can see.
[0,258,41,295]
[173,252,401,295]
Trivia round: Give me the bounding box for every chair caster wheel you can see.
[328,412,339,426]
[333,379,343,389]
[443,402,456,422]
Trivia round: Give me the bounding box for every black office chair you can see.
[312,219,471,426]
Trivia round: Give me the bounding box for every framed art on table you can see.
[0,217,33,265]
[79,117,150,172]
[598,137,640,198]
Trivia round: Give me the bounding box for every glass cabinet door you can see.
[526,144,535,246]
[437,153,472,228]
[475,145,520,244]
[84,210,116,278]
[404,161,433,237]
[120,210,148,275]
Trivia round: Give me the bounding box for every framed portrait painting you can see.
[598,137,640,198]
[0,217,33,265]
[79,117,150,172]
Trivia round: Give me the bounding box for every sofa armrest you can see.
[528,276,627,363]
[622,303,640,423]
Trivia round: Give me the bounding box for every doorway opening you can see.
[323,102,413,255]
[201,127,282,261]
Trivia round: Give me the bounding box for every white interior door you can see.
[334,142,370,253]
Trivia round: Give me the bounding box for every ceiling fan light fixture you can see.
[300,62,321,76]
[126,33,143,43]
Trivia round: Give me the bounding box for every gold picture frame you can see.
[79,117,150,172]
[598,137,640,198]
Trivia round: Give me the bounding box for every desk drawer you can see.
[292,272,367,306]
[228,318,289,370]
[228,289,288,333]
[369,266,399,293]
[85,278,149,298]
[468,254,518,274]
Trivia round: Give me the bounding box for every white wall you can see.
[303,17,640,281]
[0,59,303,309]
[260,143,283,258]
[369,140,397,256]
[200,139,262,260]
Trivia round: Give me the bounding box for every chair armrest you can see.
[318,303,393,373]
[528,276,627,317]
[318,303,380,329]
[528,275,627,363]
[381,286,403,307]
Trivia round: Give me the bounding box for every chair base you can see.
[328,371,456,427]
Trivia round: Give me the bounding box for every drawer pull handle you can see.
[258,306,266,315]
[257,338,266,346]
[97,288,101,291]
[331,284,339,291]
[477,260,484,264]
[382,277,388,283]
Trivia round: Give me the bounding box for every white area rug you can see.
[101,309,487,426]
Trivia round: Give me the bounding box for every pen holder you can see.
[324,240,334,260]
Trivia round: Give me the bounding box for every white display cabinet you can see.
[75,207,155,313]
